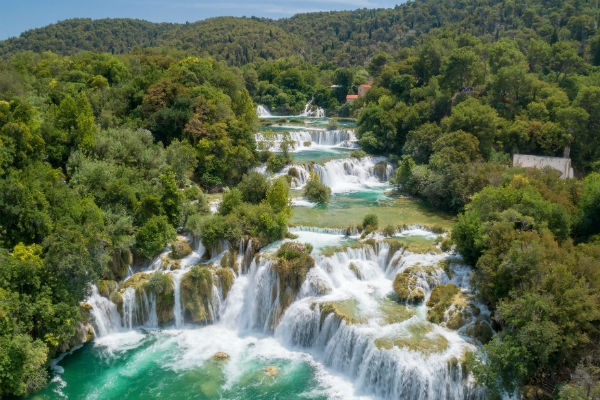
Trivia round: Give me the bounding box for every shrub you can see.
[304,176,331,203]
[350,149,367,159]
[135,215,177,259]
[238,172,270,204]
[362,214,379,230]
[218,188,242,215]
[266,153,287,173]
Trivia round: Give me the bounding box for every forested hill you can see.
[2,0,599,65]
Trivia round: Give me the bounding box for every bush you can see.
[383,225,396,237]
[218,188,243,215]
[362,214,379,230]
[350,149,367,159]
[199,214,242,249]
[238,172,270,204]
[266,153,287,173]
[304,176,331,203]
[135,215,177,259]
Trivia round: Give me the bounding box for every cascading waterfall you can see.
[256,105,272,117]
[274,156,393,192]
[300,99,326,118]
[255,129,357,152]
[87,286,122,336]
[81,227,487,400]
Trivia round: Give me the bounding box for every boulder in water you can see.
[213,352,230,361]
[98,280,117,298]
[170,239,192,259]
[393,273,425,304]
[264,366,279,376]
[426,284,474,329]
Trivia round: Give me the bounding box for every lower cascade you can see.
[80,230,490,400]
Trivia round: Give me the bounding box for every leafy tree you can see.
[135,215,176,259]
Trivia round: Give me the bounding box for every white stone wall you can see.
[513,154,574,179]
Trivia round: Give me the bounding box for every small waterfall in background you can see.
[256,105,272,117]
[255,130,358,152]
[300,99,326,118]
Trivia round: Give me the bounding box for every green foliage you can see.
[238,172,270,204]
[135,215,177,259]
[575,173,600,241]
[362,214,379,230]
[218,188,243,216]
[304,175,331,203]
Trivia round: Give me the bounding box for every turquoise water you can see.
[291,148,354,163]
[29,329,337,400]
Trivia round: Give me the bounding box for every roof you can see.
[346,94,359,99]
[359,84,372,88]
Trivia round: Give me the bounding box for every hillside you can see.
[2,0,599,66]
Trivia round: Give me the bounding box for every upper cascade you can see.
[255,129,358,152]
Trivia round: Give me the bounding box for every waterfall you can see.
[87,285,122,336]
[255,129,357,152]
[256,105,272,117]
[82,224,488,399]
[172,270,186,328]
[241,258,280,332]
[268,243,485,400]
[274,156,393,192]
[314,156,393,193]
[121,287,136,330]
[300,99,326,118]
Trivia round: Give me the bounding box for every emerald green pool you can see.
[28,329,341,400]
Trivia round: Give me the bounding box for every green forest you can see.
[0,0,600,398]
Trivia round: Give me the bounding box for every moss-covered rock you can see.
[348,262,362,279]
[393,273,425,304]
[268,242,315,327]
[145,272,174,325]
[378,298,417,324]
[215,268,234,298]
[465,318,494,343]
[219,250,238,272]
[98,280,117,298]
[273,242,315,296]
[373,161,389,181]
[385,237,440,256]
[181,265,215,323]
[116,271,175,325]
[447,351,471,381]
[120,272,151,292]
[213,352,230,361]
[110,291,123,315]
[171,240,192,259]
[161,254,181,270]
[426,284,473,329]
[318,299,365,325]
[403,264,442,287]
